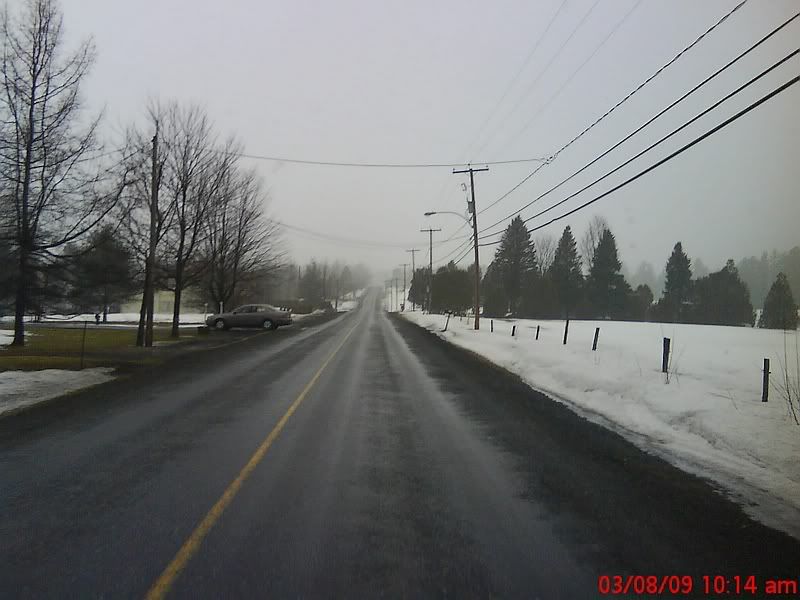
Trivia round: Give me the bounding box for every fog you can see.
[61,0,799,276]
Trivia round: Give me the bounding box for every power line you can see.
[471,0,602,161]
[276,221,420,249]
[502,0,643,153]
[477,10,800,238]
[480,74,800,245]
[460,0,569,163]
[476,0,750,218]
[228,151,547,169]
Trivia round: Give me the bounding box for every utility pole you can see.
[143,121,159,347]
[420,228,440,313]
[399,263,409,311]
[406,249,419,310]
[453,165,489,330]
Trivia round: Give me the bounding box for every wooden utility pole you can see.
[453,165,488,330]
[406,249,419,310]
[143,122,159,347]
[420,229,440,312]
[399,263,409,311]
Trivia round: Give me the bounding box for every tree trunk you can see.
[136,262,152,346]
[11,247,28,346]
[171,265,183,339]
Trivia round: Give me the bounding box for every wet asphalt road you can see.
[1,288,798,598]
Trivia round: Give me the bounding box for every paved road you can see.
[1,288,798,598]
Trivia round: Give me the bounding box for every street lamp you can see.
[425,210,480,330]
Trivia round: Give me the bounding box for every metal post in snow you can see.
[592,327,600,351]
[443,313,450,332]
[563,319,569,345]
[762,358,770,402]
[490,319,493,333]
[662,337,671,374]
[512,325,516,337]
[536,325,540,340]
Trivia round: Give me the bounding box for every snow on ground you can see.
[0,330,13,347]
[336,288,366,312]
[401,310,800,538]
[0,368,116,417]
[1,313,207,327]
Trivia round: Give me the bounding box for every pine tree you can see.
[759,272,798,329]
[481,262,507,317]
[69,226,137,321]
[488,216,538,315]
[660,242,693,322]
[586,228,630,319]
[549,225,583,318]
[691,260,754,326]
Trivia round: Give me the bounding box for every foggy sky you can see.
[60,0,799,277]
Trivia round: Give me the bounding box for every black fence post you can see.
[511,325,516,337]
[762,358,770,402]
[491,319,494,333]
[563,319,569,345]
[536,325,540,340]
[80,320,88,370]
[592,327,600,351]
[443,313,450,332]
[662,337,671,374]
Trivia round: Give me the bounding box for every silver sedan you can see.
[205,304,292,331]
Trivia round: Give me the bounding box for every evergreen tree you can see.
[481,262,507,317]
[69,226,137,321]
[548,225,583,318]
[299,261,323,301]
[629,284,654,321]
[659,242,693,322]
[431,262,472,313]
[408,267,429,309]
[759,272,798,329]
[487,216,538,315]
[586,228,630,319]
[691,260,754,326]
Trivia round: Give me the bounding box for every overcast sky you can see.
[60,0,799,278]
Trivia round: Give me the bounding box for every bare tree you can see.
[580,215,609,272]
[160,102,220,337]
[0,0,125,346]
[535,234,556,274]
[203,161,283,310]
[118,102,173,347]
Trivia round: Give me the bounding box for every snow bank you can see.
[0,368,116,416]
[401,312,800,538]
[0,330,13,347]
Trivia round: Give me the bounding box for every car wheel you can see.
[214,319,227,331]
[262,319,274,331]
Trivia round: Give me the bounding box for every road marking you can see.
[144,322,359,600]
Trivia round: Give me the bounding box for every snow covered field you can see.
[401,310,800,538]
[0,368,116,417]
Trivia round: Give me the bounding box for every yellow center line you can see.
[144,322,360,600]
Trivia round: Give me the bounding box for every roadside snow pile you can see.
[0,330,13,347]
[402,312,800,538]
[292,309,326,321]
[0,368,116,416]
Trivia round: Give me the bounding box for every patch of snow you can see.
[292,309,326,321]
[1,313,206,325]
[401,312,800,539]
[0,368,116,416]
